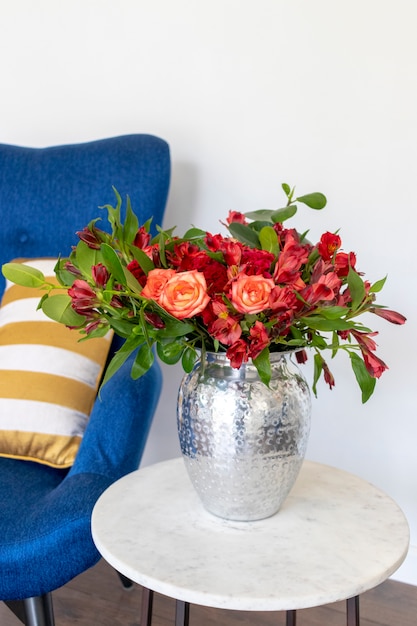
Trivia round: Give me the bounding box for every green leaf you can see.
[227,222,261,248]
[244,209,275,222]
[160,318,195,338]
[129,245,155,274]
[122,266,143,294]
[41,294,85,326]
[74,240,99,278]
[300,316,355,332]
[282,183,291,197]
[296,192,327,210]
[259,226,279,256]
[349,352,376,403]
[312,353,324,397]
[2,262,46,288]
[271,205,298,223]
[131,343,154,379]
[370,276,387,293]
[347,268,366,310]
[156,340,184,365]
[253,348,271,387]
[182,227,207,240]
[182,346,198,373]
[123,195,139,244]
[316,306,349,320]
[100,337,140,388]
[100,243,126,285]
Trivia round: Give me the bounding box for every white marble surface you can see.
[91,458,409,611]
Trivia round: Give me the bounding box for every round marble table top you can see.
[91,458,409,611]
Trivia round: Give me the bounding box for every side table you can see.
[91,458,409,626]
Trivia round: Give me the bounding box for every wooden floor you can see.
[1,559,416,625]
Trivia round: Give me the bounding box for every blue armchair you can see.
[0,135,170,625]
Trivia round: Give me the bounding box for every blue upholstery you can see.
[0,135,170,601]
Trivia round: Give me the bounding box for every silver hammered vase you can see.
[177,351,312,521]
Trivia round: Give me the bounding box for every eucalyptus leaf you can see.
[2,263,46,288]
[296,192,327,210]
[244,209,275,222]
[271,205,298,223]
[259,226,279,256]
[228,222,261,248]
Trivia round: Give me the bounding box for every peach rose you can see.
[141,268,176,301]
[231,273,275,314]
[158,270,210,320]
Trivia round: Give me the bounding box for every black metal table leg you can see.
[140,587,154,626]
[346,595,360,626]
[175,600,190,626]
[286,609,297,626]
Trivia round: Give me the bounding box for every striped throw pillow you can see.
[0,259,113,468]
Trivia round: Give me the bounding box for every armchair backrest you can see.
[0,134,170,296]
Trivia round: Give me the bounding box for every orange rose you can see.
[231,273,275,314]
[141,268,176,301]
[158,270,210,320]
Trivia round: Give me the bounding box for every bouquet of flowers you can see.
[3,185,406,402]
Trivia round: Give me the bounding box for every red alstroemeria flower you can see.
[68,279,99,315]
[209,313,242,346]
[318,232,342,261]
[362,349,388,378]
[322,360,335,389]
[76,226,105,250]
[370,308,407,325]
[273,233,310,285]
[133,226,151,249]
[92,263,110,288]
[127,259,147,287]
[334,251,356,277]
[226,339,249,369]
[248,321,270,360]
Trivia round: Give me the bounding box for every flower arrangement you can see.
[2,185,406,402]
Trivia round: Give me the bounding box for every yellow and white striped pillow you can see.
[0,259,112,468]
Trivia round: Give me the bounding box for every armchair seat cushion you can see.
[0,457,112,600]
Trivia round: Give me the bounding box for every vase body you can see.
[177,351,311,521]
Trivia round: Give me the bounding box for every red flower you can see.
[273,233,309,286]
[68,280,98,315]
[370,308,407,325]
[334,251,356,277]
[248,321,269,359]
[241,247,275,276]
[92,263,109,288]
[318,232,341,261]
[76,226,104,250]
[209,313,242,346]
[225,210,247,225]
[323,360,335,389]
[226,339,249,369]
[133,226,151,249]
[127,259,147,287]
[362,350,388,378]
[295,349,308,364]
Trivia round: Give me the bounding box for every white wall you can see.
[1,0,416,585]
